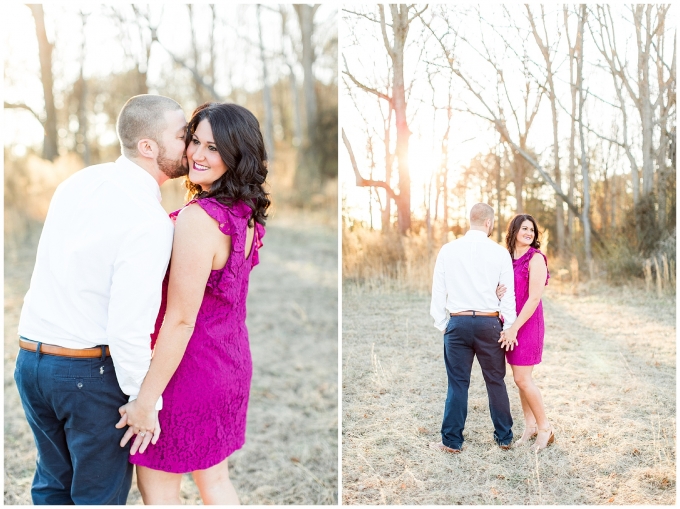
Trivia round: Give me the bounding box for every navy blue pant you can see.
[441,316,513,449]
[14,343,133,505]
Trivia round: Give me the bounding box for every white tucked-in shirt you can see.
[430,229,517,331]
[19,156,174,407]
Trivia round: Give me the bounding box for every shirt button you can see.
[77,382,83,389]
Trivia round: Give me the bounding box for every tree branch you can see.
[154,38,222,100]
[341,9,388,26]
[4,102,43,125]
[342,128,397,201]
[342,55,392,103]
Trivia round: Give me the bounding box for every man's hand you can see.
[496,283,507,300]
[116,400,161,454]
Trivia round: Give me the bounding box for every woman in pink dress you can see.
[498,214,553,452]
[117,102,269,503]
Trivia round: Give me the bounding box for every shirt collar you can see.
[115,155,162,202]
[465,229,489,239]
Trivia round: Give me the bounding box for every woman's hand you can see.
[116,400,160,454]
[496,283,507,300]
[498,327,518,351]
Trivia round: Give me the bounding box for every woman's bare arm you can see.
[507,253,548,335]
[117,204,230,452]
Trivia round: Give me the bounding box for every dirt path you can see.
[342,282,675,505]
[4,212,338,505]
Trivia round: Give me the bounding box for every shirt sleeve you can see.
[498,250,517,330]
[107,218,174,410]
[430,247,449,331]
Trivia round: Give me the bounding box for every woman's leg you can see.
[511,364,552,447]
[192,456,240,505]
[135,465,182,505]
[515,386,538,444]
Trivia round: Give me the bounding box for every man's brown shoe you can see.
[499,443,512,450]
[429,441,461,454]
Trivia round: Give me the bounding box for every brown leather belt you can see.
[450,311,499,317]
[19,339,110,358]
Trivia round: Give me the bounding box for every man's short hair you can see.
[116,95,182,157]
[469,203,495,226]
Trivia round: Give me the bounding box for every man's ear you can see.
[137,138,158,159]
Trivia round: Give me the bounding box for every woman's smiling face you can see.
[186,119,228,191]
[515,219,535,248]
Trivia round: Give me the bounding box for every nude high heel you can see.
[532,427,555,452]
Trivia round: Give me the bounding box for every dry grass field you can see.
[4,209,338,505]
[342,280,675,505]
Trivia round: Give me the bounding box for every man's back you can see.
[430,230,516,331]
[19,157,173,349]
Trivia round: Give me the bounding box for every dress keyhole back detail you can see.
[245,225,255,260]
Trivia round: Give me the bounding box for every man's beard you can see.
[157,144,188,179]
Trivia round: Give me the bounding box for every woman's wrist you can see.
[134,392,158,411]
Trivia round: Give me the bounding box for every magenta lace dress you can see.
[130,198,264,473]
[505,247,549,366]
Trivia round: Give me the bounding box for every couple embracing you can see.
[429,203,553,454]
[15,95,269,504]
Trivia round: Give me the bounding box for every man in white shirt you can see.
[429,203,518,453]
[15,95,188,504]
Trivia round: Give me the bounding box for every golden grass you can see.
[5,209,338,505]
[342,279,675,504]
[342,227,439,294]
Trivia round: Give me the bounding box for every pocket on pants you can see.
[13,349,28,385]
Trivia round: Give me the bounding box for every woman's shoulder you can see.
[528,248,548,266]
[528,248,550,285]
[174,201,220,230]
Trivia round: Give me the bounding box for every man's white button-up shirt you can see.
[19,156,174,405]
[430,229,517,331]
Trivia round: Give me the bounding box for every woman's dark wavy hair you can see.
[505,214,541,257]
[185,102,270,226]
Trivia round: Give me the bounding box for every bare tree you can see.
[108,5,155,94]
[292,4,323,198]
[152,6,222,101]
[344,5,426,233]
[257,5,275,161]
[75,10,90,165]
[420,7,609,251]
[526,5,565,254]
[576,6,593,271]
[591,6,670,201]
[563,6,580,246]
[279,6,303,145]
[14,5,59,161]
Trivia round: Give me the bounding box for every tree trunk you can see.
[564,7,578,248]
[634,6,655,198]
[293,4,321,198]
[28,4,58,161]
[280,7,303,145]
[495,142,502,243]
[257,5,275,161]
[512,143,525,213]
[576,6,593,270]
[390,5,412,234]
[527,5,564,254]
[76,11,90,166]
[382,107,394,231]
